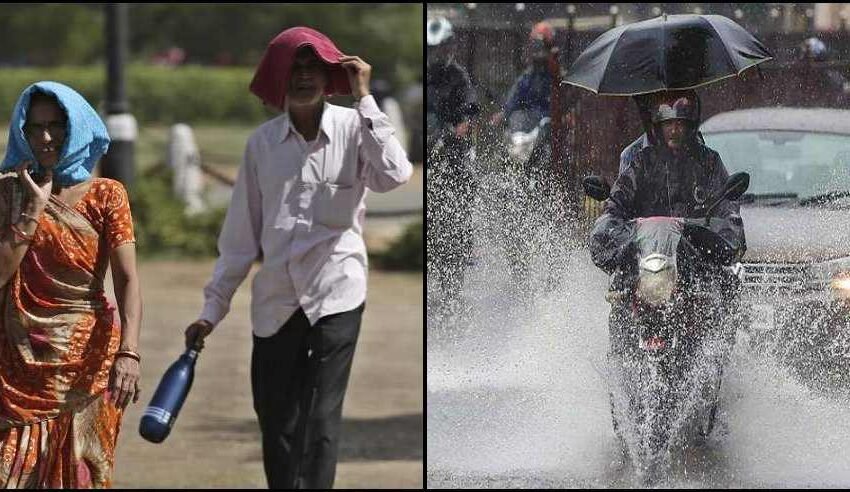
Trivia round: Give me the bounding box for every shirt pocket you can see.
[314,183,360,229]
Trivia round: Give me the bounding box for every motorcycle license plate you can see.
[640,336,668,352]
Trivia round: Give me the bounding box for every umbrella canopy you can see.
[563,14,773,96]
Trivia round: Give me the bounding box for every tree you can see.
[0,4,422,92]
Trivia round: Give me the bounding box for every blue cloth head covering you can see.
[1,81,110,186]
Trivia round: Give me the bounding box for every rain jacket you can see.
[590,99,746,275]
[426,60,480,128]
[1,81,110,186]
[503,66,552,126]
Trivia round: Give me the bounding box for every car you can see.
[700,107,850,390]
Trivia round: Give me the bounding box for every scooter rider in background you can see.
[426,17,480,143]
[490,22,556,137]
[426,16,481,316]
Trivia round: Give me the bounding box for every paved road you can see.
[428,244,850,488]
[109,260,422,488]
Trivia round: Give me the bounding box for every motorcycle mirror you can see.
[722,172,750,202]
[582,175,611,201]
[703,172,750,218]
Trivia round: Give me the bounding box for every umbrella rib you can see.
[561,79,601,94]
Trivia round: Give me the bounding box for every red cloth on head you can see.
[249,26,351,110]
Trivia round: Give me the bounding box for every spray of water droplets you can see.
[428,132,850,488]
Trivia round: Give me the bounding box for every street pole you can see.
[102,3,137,189]
[566,4,575,63]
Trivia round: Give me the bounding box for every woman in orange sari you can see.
[0,81,142,488]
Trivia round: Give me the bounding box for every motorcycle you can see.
[483,110,562,296]
[583,172,749,483]
[505,109,549,168]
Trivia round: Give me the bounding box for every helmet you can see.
[800,37,828,62]
[427,17,454,47]
[650,91,699,124]
[529,22,554,62]
[530,21,554,48]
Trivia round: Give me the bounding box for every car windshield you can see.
[702,130,850,199]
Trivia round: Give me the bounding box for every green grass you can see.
[135,124,253,170]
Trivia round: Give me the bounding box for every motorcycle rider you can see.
[487,22,564,297]
[618,93,706,175]
[797,36,850,106]
[490,22,556,133]
[426,17,480,316]
[426,17,480,142]
[799,36,829,63]
[589,90,746,452]
[591,90,746,278]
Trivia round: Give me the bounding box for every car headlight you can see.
[820,257,850,302]
[831,272,850,301]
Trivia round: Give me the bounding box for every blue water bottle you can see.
[139,347,199,443]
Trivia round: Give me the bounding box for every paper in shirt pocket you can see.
[314,183,360,229]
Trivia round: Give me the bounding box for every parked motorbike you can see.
[583,172,749,483]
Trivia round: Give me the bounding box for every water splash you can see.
[428,148,850,488]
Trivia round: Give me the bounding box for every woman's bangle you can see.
[115,350,141,363]
[9,223,33,242]
[18,212,39,224]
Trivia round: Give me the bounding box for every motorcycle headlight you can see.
[636,254,676,306]
[640,254,670,273]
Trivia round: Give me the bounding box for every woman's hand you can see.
[14,160,51,214]
[338,55,372,100]
[109,355,141,409]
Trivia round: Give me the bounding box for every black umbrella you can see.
[562,14,773,96]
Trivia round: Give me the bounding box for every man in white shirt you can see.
[183,27,413,489]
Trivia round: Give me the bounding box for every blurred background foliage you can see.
[130,165,227,258]
[0,65,274,124]
[372,218,424,271]
[0,3,423,124]
[0,3,423,267]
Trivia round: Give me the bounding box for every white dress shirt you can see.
[199,95,413,336]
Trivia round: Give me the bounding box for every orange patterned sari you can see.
[0,177,135,488]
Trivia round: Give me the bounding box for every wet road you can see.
[427,232,850,488]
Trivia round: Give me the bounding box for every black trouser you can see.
[251,304,364,489]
